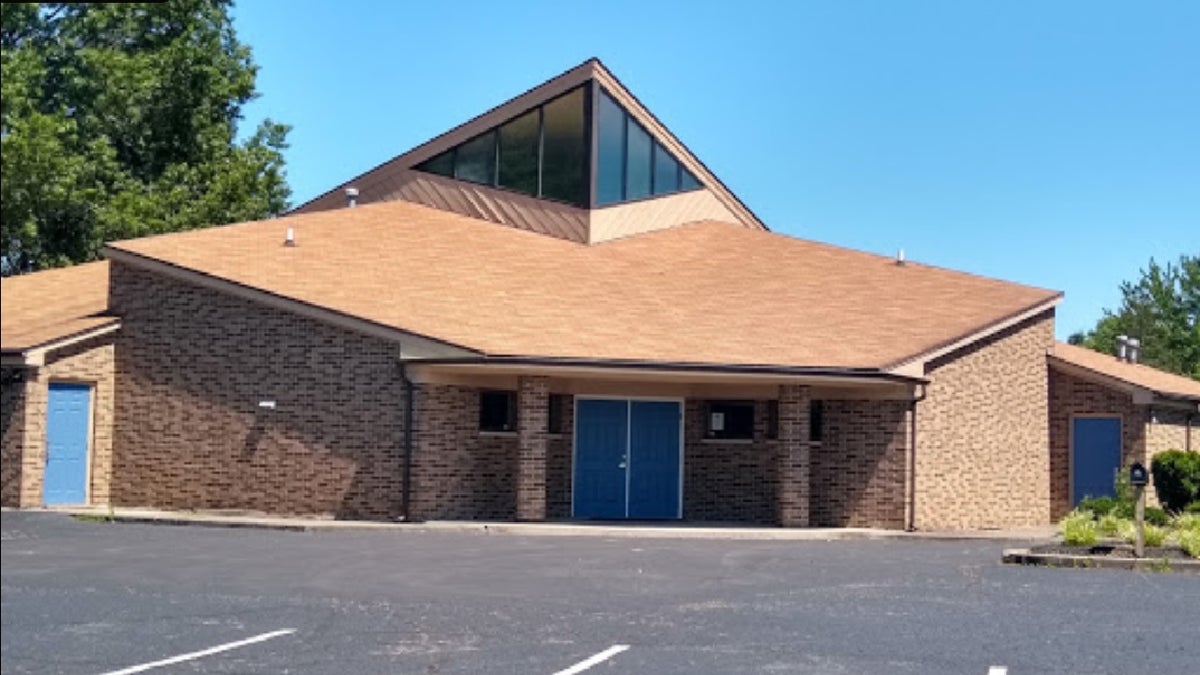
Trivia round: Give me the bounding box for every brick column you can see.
[516,376,550,521]
[778,384,811,527]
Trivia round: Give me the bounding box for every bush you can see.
[1179,530,1200,559]
[1078,496,1118,516]
[1186,502,1200,514]
[1150,450,1200,513]
[1121,522,1168,547]
[1096,513,1124,537]
[1174,513,1200,534]
[1062,511,1098,547]
[1144,506,1170,527]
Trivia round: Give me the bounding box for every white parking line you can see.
[97,628,295,675]
[989,667,1008,675]
[553,644,630,675]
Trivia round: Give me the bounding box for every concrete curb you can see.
[1002,547,1200,573]
[14,507,1060,542]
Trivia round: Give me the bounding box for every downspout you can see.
[907,383,928,532]
[399,359,415,522]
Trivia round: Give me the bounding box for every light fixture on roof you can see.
[284,227,295,247]
[345,187,359,208]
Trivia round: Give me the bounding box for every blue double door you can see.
[1072,416,1122,506]
[44,382,92,505]
[574,399,682,520]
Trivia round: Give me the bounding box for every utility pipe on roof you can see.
[907,384,927,532]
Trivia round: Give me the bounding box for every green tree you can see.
[1,1,289,274]
[1071,254,1200,379]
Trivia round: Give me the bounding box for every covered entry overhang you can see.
[405,358,926,528]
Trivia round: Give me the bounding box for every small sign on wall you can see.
[710,412,725,431]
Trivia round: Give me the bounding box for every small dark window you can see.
[624,119,653,201]
[498,109,539,196]
[454,131,496,185]
[652,143,680,195]
[548,393,568,434]
[810,400,824,443]
[706,401,755,440]
[680,168,701,191]
[540,87,587,205]
[479,390,516,432]
[416,150,454,177]
[766,399,779,440]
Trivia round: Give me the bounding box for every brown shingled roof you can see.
[107,200,1060,370]
[1050,341,1200,400]
[1,261,116,354]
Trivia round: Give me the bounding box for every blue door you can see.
[574,399,629,519]
[44,383,92,505]
[574,399,681,520]
[628,401,681,519]
[1072,417,1121,506]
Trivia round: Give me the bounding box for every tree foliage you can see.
[1069,254,1200,378]
[1,1,289,274]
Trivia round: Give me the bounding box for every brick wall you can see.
[0,337,114,508]
[812,400,909,528]
[547,397,575,519]
[1,371,27,506]
[411,383,518,520]
[109,262,407,519]
[917,310,1054,529]
[1047,368,1147,520]
[1145,409,1193,456]
[682,399,778,524]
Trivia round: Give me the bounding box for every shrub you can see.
[1186,502,1200,514]
[1078,496,1118,516]
[1121,522,1167,547]
[1096,514,1124,537]
[1062,511,1098,547]
[1179,530,1200,559]
[1150,450,1200,513]
[1143,525,1168,547]
[1173,513,1200,534]
[1144,506,1170,527]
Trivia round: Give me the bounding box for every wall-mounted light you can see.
[258,400,277,410]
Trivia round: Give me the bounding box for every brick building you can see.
[3,60,1197,529]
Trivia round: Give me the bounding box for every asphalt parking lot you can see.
[1,511,1195,674]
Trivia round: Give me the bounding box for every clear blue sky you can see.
[231,0,1198,340]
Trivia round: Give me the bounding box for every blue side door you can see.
[573,399,629,519]
[1072,417,1121,506]
[628,401,681,519]
[44,382,92,505]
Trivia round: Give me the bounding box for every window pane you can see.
[680,168,701,191]
[540,87,586,205]
[810,401,824,443]
[706,401,754,440]
[497,110,539,196]
[625,120,652,201]
[416,150,454,177]
[652,143,680,195]
[595,89,625,206]
[454,131,495,185]
[480,391,515,432]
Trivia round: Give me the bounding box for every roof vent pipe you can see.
[284,227,295,247]
[345,187,359,208]
[896,248,906,266]
[1116,335,1128,361]
[1127,337,1140,364]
